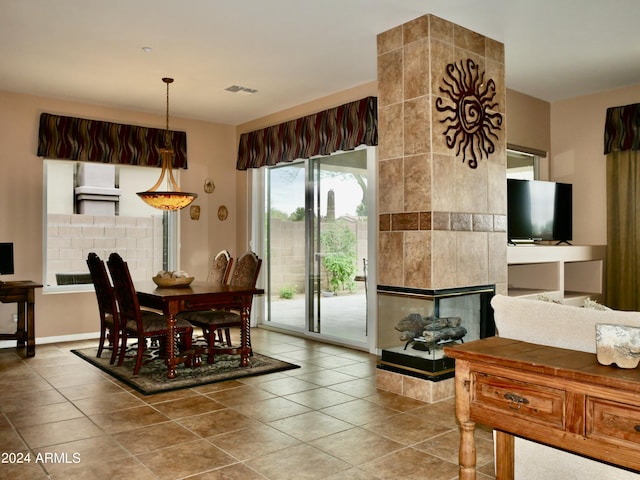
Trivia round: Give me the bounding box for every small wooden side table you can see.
[445,336,640,479]
[0,281,43,357]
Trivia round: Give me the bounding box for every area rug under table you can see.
[72,346,299,395]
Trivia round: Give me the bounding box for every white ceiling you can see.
[2,0,639,125]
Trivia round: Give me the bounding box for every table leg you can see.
[25,299,35,357]
[16,301,26,349]
[240,302,250,367]
[166,313,177,379]
[495,430,515,480]
[455,359,477,480]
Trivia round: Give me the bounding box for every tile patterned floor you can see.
[0,329,495,479]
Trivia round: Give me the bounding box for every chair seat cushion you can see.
[104,313,115,327]
[181,309,240,327]
[176,311,200,323]
[126,311,192,334]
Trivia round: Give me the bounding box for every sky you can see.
[269,166,366,217]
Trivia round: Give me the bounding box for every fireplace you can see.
[377,284,495,381]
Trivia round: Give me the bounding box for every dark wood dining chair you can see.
[107,252,193,375]
[179,249,233,342]
[86,252,120,364]
[207,250,233,286]
[180,251,261,363]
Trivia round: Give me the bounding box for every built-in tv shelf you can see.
[507,245,606,306]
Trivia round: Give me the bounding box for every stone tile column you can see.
[376,15,508,348]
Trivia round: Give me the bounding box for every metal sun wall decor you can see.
[435,59,503,169]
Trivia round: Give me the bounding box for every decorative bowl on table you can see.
[152,271,194,288]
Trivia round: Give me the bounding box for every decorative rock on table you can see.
[596,323,640,369]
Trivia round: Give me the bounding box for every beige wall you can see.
[550,83,640,246]
[0,76,629,343]
[0,83,379,344]
[506,89,551,154]
[0,90,237,339]
[502,84,640,247]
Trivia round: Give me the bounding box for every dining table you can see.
[135,280,264,379]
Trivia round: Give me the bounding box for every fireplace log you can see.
[421,326,467,343]
[394,313,426,334]
[423,318,449,330]
[398,330,417,341]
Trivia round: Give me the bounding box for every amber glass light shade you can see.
[137,191,197,210]
[136,148,197,210]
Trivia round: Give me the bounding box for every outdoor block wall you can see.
[46,213,164,286]
[269,217,368,295]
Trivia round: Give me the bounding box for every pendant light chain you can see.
[163,77,173,149]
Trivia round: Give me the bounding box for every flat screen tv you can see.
[507,179,572,244]
[0,242,14,275]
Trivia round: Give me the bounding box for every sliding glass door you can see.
[266,162,307,332]
[265,149,371,347]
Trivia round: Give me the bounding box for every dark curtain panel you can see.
[37,113,188,168]
[606,150,640,310]
[604,103,640,310]
[236,96,377,170]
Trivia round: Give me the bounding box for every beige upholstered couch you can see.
[491,294,640,480]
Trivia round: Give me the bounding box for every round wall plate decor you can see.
[204,179,215,194]
[189,205,200,220]
[217,205,228,221]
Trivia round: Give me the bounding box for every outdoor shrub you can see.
[279,285,297,299]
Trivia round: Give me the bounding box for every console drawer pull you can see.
[634,425,640,433]
[504,392,530,410]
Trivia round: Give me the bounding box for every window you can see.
[507,148,540,180]
[44,160,178,292]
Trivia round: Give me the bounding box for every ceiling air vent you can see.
[225,85,258,96]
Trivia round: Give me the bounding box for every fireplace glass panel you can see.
[377,285,495,381]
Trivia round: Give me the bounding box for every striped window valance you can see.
[37,113,188,168]
[236,96,377,170]
[604,103,640,154]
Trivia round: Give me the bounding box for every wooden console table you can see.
[444,336,640,479]
[0,281,42,357]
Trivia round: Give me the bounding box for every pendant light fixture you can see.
[137,77,197,210]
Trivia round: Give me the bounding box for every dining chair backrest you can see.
[87,252,118,320]
[207,250,233,285]
[106,252,142,327]
[228,251,262,289]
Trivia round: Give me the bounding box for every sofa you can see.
[490,294,640,480]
